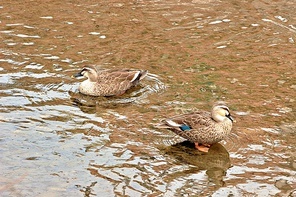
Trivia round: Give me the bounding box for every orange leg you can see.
[194,143,211,152]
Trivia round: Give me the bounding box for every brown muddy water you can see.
[0,0,295,196]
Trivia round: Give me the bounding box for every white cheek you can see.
[84,72,89,78]
[212,113,225,122]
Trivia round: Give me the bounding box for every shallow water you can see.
[0,0,295,196]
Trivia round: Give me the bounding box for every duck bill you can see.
[72,72,84,79]
[227,114,234,122]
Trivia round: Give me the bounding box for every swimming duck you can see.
[74,65,148,96]
[159,102,234,152]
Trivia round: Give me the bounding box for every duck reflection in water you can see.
[162,141,231,187]
[68,82,147,114]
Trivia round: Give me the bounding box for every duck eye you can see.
[82,68,89,72]
[221,107,229,112]
[81,68,91,74]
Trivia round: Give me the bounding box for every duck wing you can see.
[97,69,147,84]
[163,111,213,131]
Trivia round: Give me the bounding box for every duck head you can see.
[211,103,234,123]
[74,66,98,82]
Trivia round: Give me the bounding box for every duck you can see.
[73,65,148,96]
[158,102,234,152]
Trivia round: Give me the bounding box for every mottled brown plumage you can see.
[74,65,147,96]
[159,102,234,152]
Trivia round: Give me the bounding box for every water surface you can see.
[0,0,295,196]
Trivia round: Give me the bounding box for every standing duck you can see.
[159,102,234,152]
[74,65,148,96]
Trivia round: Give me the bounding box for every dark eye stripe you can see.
[82,68,90,72]
[221,107,229,113]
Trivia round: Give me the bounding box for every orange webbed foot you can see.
[194,143,211,152]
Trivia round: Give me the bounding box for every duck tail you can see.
[155,119,181,129]
[138,70,148,81]
[130,70,148,84]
